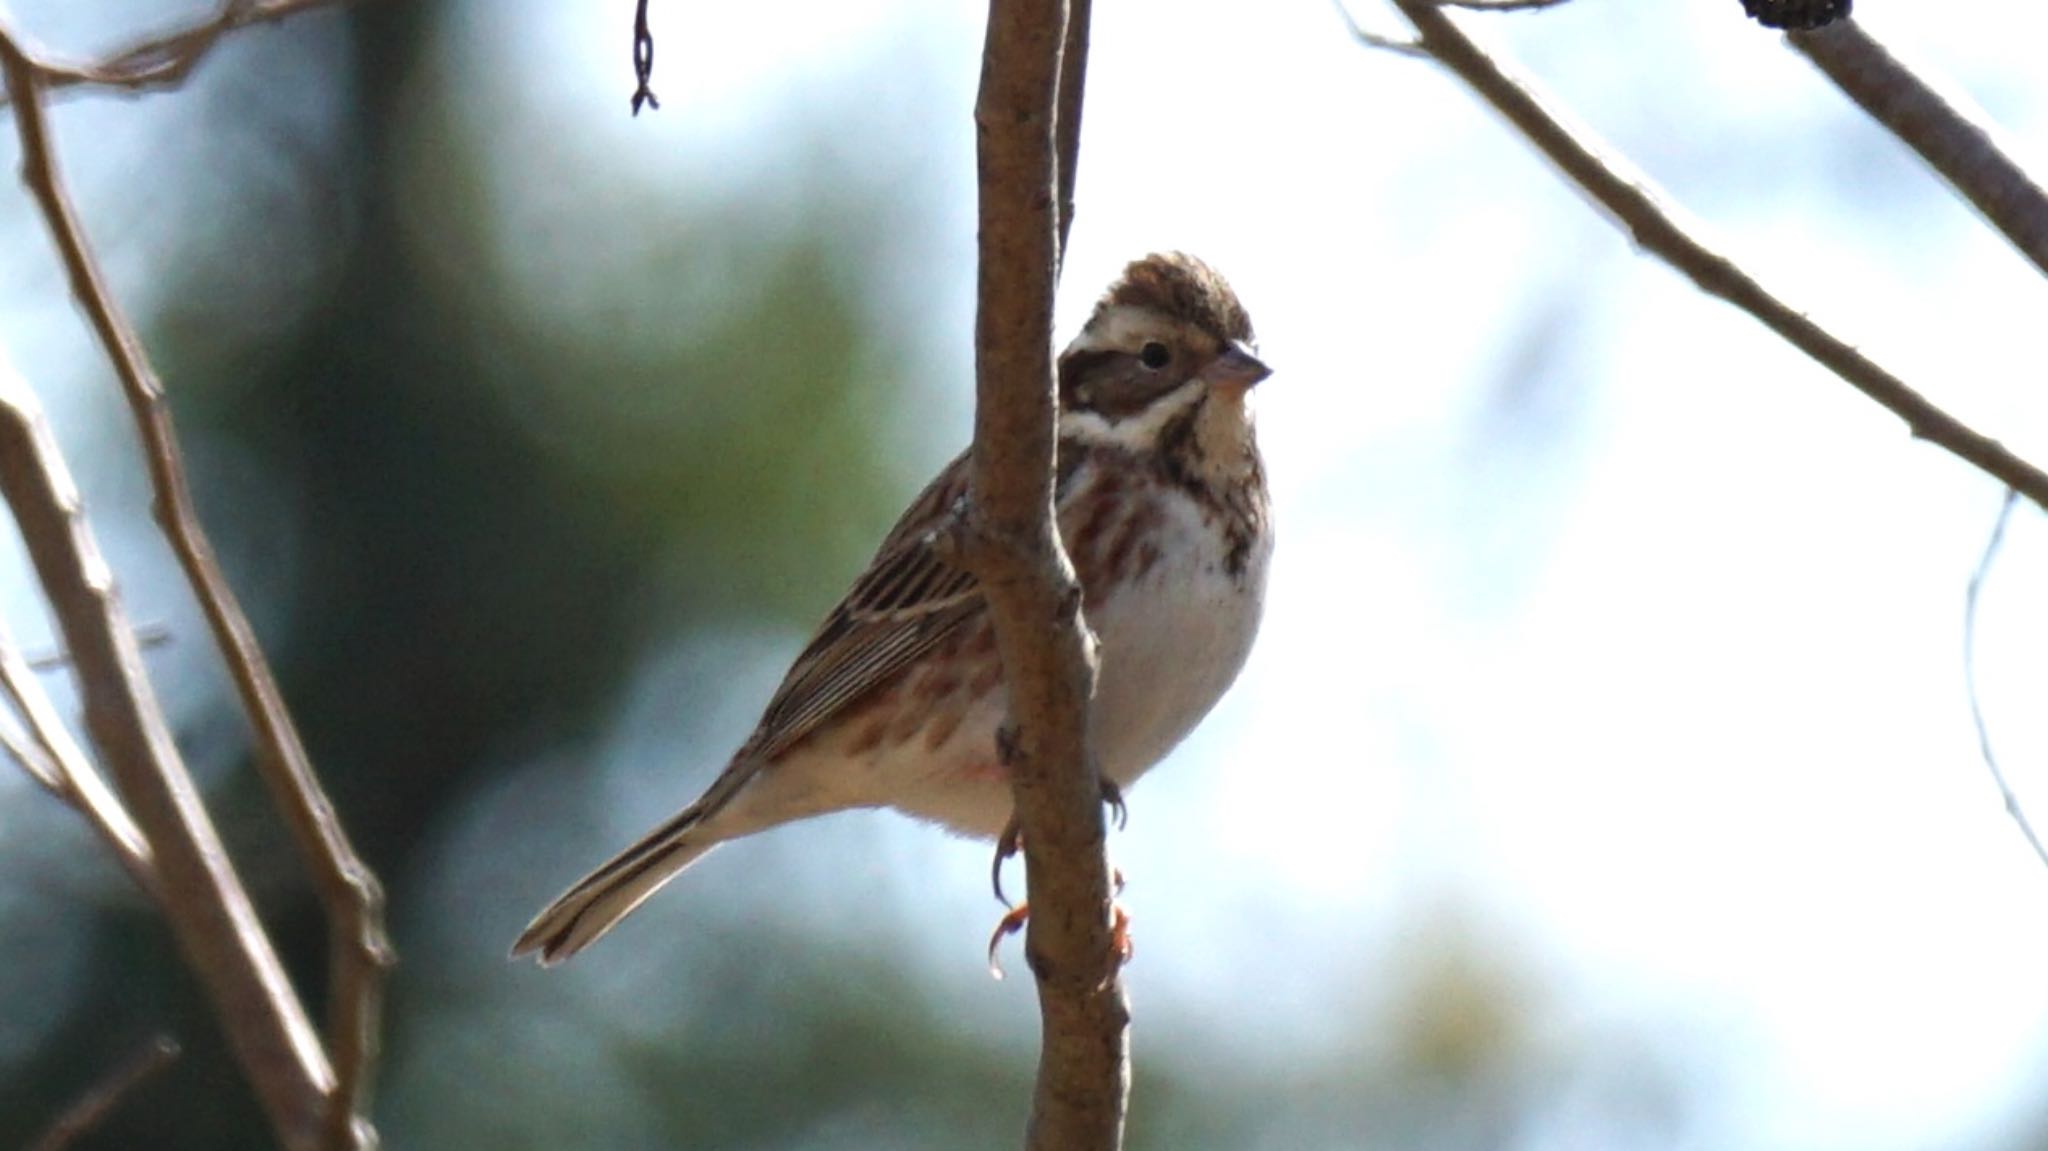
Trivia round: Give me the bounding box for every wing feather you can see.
[742,452,983,763]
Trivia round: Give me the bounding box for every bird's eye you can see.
[1139,342,1172,370]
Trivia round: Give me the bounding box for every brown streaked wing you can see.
[742,452,984,763]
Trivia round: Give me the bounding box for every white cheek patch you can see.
[1060,379,1206,449]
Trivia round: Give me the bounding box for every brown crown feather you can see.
[1089,252,1254,345]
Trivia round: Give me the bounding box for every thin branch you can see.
[1,25,383,1151]
[29,1035,182,1151]
[0,0,351,108]
[1789,19,2048,283]
[0,613,157,890]
[1378,0,2048,517]
[969,2,1126,1150]
[1962,489,2046,869]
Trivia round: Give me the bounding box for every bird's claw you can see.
[987,902,1030,979]
[1100,778,1128,831]
[990,817,1023,908]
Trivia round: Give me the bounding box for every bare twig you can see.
[1375,0,2048,517]
[1962,489,2046,869]
[1790,19,2048,282]
[969,2,1126,1149]
[1,23,384,1151]
[0,0,351,108]
[29,1035,182,1151]
[0,613,156,889]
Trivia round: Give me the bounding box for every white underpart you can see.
[1085,479,1271,790]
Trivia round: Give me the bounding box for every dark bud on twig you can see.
[1741,0,1850,30]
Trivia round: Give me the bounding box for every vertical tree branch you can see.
[968,2,1127,1149]
[1790,19,2048,281]
[1,23,385,1150]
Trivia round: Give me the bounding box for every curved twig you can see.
[1962,490,2046,868]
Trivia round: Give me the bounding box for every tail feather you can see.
[512,807,719,965]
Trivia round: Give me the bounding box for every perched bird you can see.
[514,252,1273,965]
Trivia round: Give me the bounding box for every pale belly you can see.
[866,487,1271,838]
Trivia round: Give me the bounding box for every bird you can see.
[513,251,1272,966]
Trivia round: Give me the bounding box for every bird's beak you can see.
[1203,340,1271,390]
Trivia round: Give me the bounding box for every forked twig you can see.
[0,296,332,1148]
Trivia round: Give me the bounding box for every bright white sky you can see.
[7,0,2048,1147]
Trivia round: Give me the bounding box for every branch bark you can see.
[1,20,386,1150]
[1789,18,2048,282]
[968,2,1127,1149]
[1377,0,2048,517]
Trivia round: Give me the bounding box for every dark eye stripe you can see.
[1058,349,1120,405]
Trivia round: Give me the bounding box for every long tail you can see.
[512,805,721,965]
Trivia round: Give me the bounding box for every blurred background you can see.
[2,0,2047,1147]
